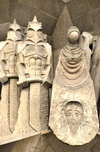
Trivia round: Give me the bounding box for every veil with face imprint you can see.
[49,26,99,145]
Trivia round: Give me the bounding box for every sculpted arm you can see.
[17,52,26,85]
[91,36,100,102]
[0,50,8,83]
[81,32,93,71]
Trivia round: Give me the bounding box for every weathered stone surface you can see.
[67,0,89,20]
[9,2,58,36]
[62,0,70,3]
[0,16,52,145]
[88,0,100,10]
[53,49,61,75]
[72,13,93,33]
[90,8,100,32]
[18,0,64,19]
[90,139,100,152]
[0,133,100,152]
[52,5,73,72]
[0,6,9,23]
[91,36,100,103]
[0,22,10,41]
[0,0,100,151]
[49,26,99,145]
[52,5,73,50]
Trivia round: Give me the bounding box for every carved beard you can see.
[68,123,80,134]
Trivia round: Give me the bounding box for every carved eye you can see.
[9,28,14,31]
[16,29,21,32]
[66,112,71,116]
[37,29,42,32]
[28,28,34,31]
[75,112,80,116]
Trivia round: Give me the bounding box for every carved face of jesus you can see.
[64,102,83,134]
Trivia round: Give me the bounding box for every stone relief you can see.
[0,17,99,147]
[0,16,52,145]
[16,16,52,86]
[49,26,99,145]
[0,19,22,136]
[91,36,100,102]
[64,101,84,134]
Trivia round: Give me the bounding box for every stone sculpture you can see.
[91,36,100,102]
[49,26,99,145]
[15,16,52,134]
[0,19,22,135]
[0,17,52,145]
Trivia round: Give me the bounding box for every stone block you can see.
[0,0,9,7]
[34,12,57,36]
[8,2,57,36]
[67,0,89,20]
[72,13,93,33]
[0,6,8,23]
[0,133,100,152]
[53,49,60,74]
[90,8,100,32]
[9,2,36,27]
[88,0,100,10]
[0,22,10,41]
[62,0,70,3]
[38,0,64,19]
[52,5,73,50]
[18,0,64,19]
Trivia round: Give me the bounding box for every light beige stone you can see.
[49,26,99,145]
[0,17,52,145]
[0,20,22,137]
[91,36,100,102]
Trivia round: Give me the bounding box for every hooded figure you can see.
[49,26,99,146]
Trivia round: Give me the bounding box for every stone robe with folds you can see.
[49,43,99,145]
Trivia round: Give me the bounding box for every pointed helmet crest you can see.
[9,19,21,31]
[28,16,42,31]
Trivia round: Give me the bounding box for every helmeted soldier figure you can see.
[17,16,52,86]
[0,19,22,83]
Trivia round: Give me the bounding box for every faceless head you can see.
[64,101,83,134]
[6,19,22,42]
[67,26,80,44]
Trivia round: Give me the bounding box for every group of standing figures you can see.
[0,16,100,146]
[0,16,52,144]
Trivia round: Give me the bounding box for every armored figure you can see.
[16,16,52,132]
[0,20,22,134]
[17,16,52,86]
[0,19,22,83]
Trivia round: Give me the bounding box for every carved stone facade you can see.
[1,0,100,151]
[49,26,99,145]
[0,17,52,145]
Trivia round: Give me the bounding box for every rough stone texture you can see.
[0,16,52,145]
[88,0,100,10]
[67,0,89,20]
[72,13,93,33]
[52,4,73,72]
[0,133,100,152]
[90,8,100,32]
[49,27,99,145]
[52,5,73,50]
[0,22,10,41]
[8,0,64,36]
[0,0,100,151]
[62,0,70,3]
